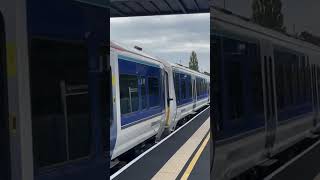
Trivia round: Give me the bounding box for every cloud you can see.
[110,13,210,73]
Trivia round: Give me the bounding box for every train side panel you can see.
[212,9,320,179]
[110,48,166,160]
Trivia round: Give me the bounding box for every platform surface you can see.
[111,107,210,180]
[266,139,320,180]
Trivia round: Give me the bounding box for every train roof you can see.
[111,41,179,67]
[211,6,320,53]
[111,41,210,79]
[171,63,210,79]
[110,41,159,61]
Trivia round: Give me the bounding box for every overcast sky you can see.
[213,0,320,36]
[110,13,210,73]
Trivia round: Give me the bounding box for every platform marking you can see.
[264,138,320,180]
[181,133,210,180]
[151,118,210,180]
[110,106,210,180]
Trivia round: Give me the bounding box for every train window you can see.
[165,72,170,107]
[30,39,91,167]
[274,50,286,109]
[306,57,312,101]
[186,75,192,99]
[120,74,139,114]
[228,61,243,120]
[201,80,204,95]
[203,79,206,95]
[202,79,206,95]
[196,78,199,96]
[223,38,247,55]
[148,77,160,107]
[181,74,187,100]
[248,44,263,114]
[140,77,147,110]
[199,78,203,96]
[174,72,180,103]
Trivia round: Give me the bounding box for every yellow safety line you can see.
[181,133,210,180]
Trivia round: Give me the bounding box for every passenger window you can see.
[228,61,243,120]
[140,77,147,109]
[119,74,139,114]
[181,74,187,100]
[187,75,192,99]
[196,78,201,97]
[148,77,160,107]
[30,39,90,167]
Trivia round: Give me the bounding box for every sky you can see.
[213,0,320,36]
[110,13,210,73]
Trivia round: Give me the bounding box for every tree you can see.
[189,51,199,72]
[252,0,285,32]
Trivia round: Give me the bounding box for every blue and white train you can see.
[110,41,210,161]
[212,7,320,179]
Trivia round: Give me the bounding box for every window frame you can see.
[118,56,163,128]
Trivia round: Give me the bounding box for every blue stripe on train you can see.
[118,56,165,127]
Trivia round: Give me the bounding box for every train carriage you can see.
[212,7,320,180]
[110,41,210,162]
[110,42,168,160]
[0,1,109,180]
[170,63,210,130]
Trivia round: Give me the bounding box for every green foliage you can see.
[252,0,285,32]
[189,51,199,72]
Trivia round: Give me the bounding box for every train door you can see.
[0,13,10,180]
[311,62,319,127]
[261,41,277,154]
[219,36,265,138]
[316,64,320,127]
[156,69,171,139]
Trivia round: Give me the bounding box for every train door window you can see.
[148,77,160,107]
[186,75,192,99]
[274,50,285,110]
[30,39,91,168]
[165,72,170,107]
[120,74,139,114]
[174,72,180,103]
[180,74,187,100]
[228,61,243,120]
[140,77,147,110]
[0,12,10,180]
[249,44,263,114]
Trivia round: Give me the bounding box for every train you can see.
[110,41,210,161]
[0,1,110,180]
[211,7,320,179]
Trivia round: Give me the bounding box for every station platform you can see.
[111,107,210,180]
[265,138,320,180]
